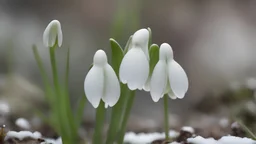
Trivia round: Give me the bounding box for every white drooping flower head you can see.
[84,50,120,108]
[43,20,63,47]
[119,29,150,90]
[150,43,188,102]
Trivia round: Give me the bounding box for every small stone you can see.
[231,122,246,137]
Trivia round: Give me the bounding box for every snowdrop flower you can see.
[150,43,188,102]
[119,29,149,90]
[84,50,120,108]
[43,20,63,47]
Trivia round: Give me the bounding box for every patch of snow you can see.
[218,136,256,144]
[187,136,217,144]
[15,118,31,129]
[187,135,256,144]
[124,130,179,144]
[219,118,229,128]
[0,101,9,114]
[181,126,195,133]
[5,131,42,140]
[42,137,62,144]
[169,142,181,144]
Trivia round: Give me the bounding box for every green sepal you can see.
[123,35,133,54]
[149,44,159,76]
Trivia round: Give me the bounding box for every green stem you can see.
[49,46,70,143]
[106,84,128,144]
[117,90,136,144]
[93,101,106,144]
[49,46,60,102]
[164,94,169,140]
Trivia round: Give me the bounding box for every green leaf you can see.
[123,35,133,54]
[63,47,77,140]
[32,45,54,105]
[75,94,86,129]
[110,38,124,75]
[147,27,152,48]
[149,44,159,76]
[237,120,256,140]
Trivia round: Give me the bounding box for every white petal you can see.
[150,60,167,102]
[102,64,120,107]
[142,77,151,92]
[131,29,149,59]
[84,66,104,108]
[168,91,177,100]
[119,48,149,90]
[43,20,62,47]
[43,25,51,47]
[159,43,173,61]
[168,60,188,99]
[105,103,108,109]
[57,24,63,47]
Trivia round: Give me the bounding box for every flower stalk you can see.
[164,94,169,140]
[93,101,106,144]
[117,90,136,144]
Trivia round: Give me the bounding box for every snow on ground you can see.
[123,130,179,144]
[5,131,42,140]
[187,135,256,144]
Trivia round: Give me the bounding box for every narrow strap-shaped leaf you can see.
[110,38,124,76]
[237,120,256,140]
[32,45,53,103]
[117,90,136,144]
[75,94,86,128]
[63,47,78,141]
[32,45,60,135]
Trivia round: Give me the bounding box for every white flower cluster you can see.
[83,28,189,108]
[43,20,189,108]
